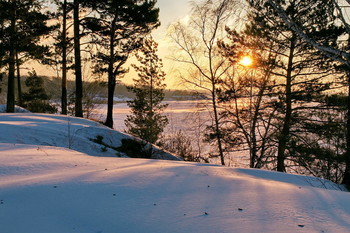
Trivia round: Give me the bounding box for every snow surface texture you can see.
[0,112,350,232]
[0,143,350,233]
[0,112,180,160]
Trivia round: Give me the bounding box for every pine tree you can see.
[53,0,94,116]
[252,0,350,186]
[52,0,71,115]
[244,0,343,172]
[125,38,168,145]
[73,0,83,117]
[84,0,160,128]
[60,0,68,115]
[0,0,54,112]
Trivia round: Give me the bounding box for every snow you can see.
[0,112,180,160]
[0,104,30,113]
[0,112,350,233]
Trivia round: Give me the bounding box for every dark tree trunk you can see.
[342,71,350,186]
[104,19,117,128]
[61,0,68,115]
[16,51,22,107]
[105,76,116,128]
[211,88,225,165]
[250,80,265,168]
[73,0,83,117]
[277,36,296,172]
[6,4,16,113]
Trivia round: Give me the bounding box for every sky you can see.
[125,0,194,89]
[131,0,194,89]
[155,0,192,37]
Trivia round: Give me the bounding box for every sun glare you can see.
[240,56,253,67]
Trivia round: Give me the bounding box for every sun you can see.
[239,56,253,67]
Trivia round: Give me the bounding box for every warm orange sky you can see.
[125,0,193,89]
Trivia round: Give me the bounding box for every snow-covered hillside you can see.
[0,112,180,160]
[0,113,350,233]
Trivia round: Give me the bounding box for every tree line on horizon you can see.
[1,0,350,186]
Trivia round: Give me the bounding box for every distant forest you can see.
[0,75,202,104]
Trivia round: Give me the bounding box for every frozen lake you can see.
[93,100,212,132]
[92,100,249,167]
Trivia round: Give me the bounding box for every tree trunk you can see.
[105,75,116,128]
[277,36,296,172]
[6,3,16,113]
[73,0,83,117]
[342,71,350,186]
[211,88,225,165]
[104,20,117,128]
[16,51,22,107]
[250,77,265,168]
[149,61,154,140]
[61,0,68,115]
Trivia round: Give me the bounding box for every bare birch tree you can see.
[169,0,241,165]
[218,30,278,168]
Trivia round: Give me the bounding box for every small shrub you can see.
[90,135,111,153]
[116,138,152,159]
[92,135,104,145]
[158,130,197,162]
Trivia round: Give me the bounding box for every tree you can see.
[73,0,83,117]
[286,95,346,183]
[5,0,16,113]
[0,0,54,112]
[61,0,69,115]
[52,0,71,115]
[249,0,350,184]
[169,0,240,165]
[22,71,57,113]
[125,38,168,145]
[218,27,278,169]
[242,0,342,172]
[85,0,160,128]
[53,0,97,116]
